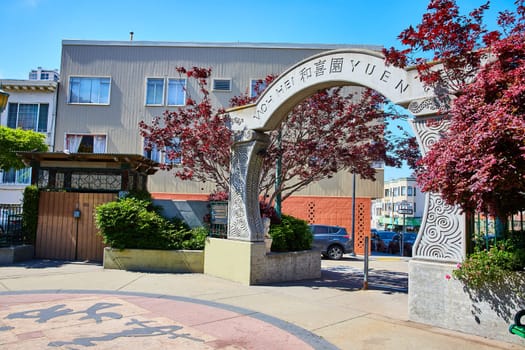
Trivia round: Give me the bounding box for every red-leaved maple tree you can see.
[139,68,406,207]
[384,0,525,220]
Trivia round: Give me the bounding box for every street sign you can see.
[398,208,413,215]
[397,200,413,215]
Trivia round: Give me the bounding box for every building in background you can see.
[28,67,60,82]
[0,70,59,204]
[372,177,424,232]
[53,40,385,251]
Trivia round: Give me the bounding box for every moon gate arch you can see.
[227,48,465,263]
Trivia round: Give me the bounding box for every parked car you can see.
[371,230,397,253]
[387,232,418,256]
[310,224,353,260]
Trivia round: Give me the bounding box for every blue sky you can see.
[0,0,516,178]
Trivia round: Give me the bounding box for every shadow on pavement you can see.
[269,266,408,294]
[9,259,101,269]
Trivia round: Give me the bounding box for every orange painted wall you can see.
[282,196,371,255]
[151,192,209,201]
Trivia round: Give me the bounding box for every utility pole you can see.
[351,171,356,256]
[275,128,282,218]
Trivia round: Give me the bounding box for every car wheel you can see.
[326,245,344,260]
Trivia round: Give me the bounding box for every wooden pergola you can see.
[16,152,159,193]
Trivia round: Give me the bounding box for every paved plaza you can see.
[0,257,522,349]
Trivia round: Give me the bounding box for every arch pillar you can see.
[227,129,270,241]
[409,115,466,262]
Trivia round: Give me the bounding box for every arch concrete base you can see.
[203,238,321,285]
[409,259,525,345]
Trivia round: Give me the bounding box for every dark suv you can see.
[310,224,353,260]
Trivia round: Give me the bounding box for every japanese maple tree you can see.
[383,0,525,220]
[140,68,405,206]
[140,67,232,191]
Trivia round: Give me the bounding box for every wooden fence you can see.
[35,192,116,261]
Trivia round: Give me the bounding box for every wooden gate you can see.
[35,192,116,261]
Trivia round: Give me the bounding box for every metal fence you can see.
[0,204,24,247]
[470,211,525,252]
[209,201,227,238]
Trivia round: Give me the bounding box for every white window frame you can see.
[145,77,165,106]
[167,78,187,106]
[212,78,232,92]
[6,103,49,132]
[68,76,111,105]
[65,133,107,153]
[0,168,31,185]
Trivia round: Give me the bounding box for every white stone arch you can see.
[227,48,465,263]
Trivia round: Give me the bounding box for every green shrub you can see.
[180,226,208,250]
[121,190,153,202]
[22,185,39,244]
[268,215,312,252]
[95,197,204,250]
[453,234,525,289]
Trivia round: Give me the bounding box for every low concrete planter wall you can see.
[0,245,34,265]
[103,247,204,273]
[409,259,525,346]
[252,248,321,284]
[204,238,321,285]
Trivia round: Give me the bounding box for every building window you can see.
[393,187,398,196]
[68,77,110,104]
[143,139,161,163]
[385,189,389,197]
[65,134,106,153]
[165,137,182,165]
[250,79,267,97]
[167,78,186,106]
[401,186,406,196]
[146,78,164,105]
[407,186,413,196]
[143,138,181,165]
[212,78,231,92]
[0,168,31,185]
[7,103,49,132]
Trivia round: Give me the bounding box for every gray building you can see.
[55,40,384,201]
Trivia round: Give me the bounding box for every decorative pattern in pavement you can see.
[0,291,338,350]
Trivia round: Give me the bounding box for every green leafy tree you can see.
[0,126,48,170]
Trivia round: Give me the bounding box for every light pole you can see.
[275,127,282,218]
[0,87,9,114]
[350,171,356,256]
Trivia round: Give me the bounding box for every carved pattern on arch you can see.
[410,118,465,262]
[228,130,269,241]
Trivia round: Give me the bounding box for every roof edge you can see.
[61,40,382,51]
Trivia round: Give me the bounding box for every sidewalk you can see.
[0,257,522,349]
